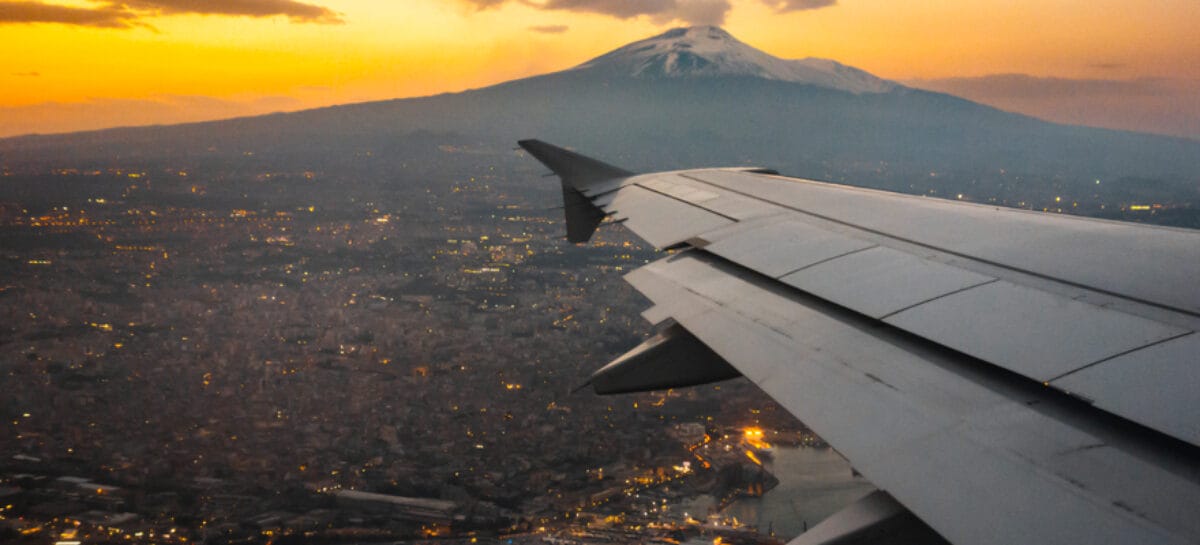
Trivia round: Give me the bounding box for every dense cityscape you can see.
[0,133,1193,545]
[0,146,844,545]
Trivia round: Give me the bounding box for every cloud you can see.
[906,74,1200,140]
[460,0,731,25]
[529,24,568,33]
[118,0,342,23]
[462,0,507,7]
[461,0,845,25]
[665,0,728,25]
[760,0,836,11]
[528,0,677,19]
[0,0,341,28]
[0,1,138,27]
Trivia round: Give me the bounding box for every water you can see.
[680,446,875,540]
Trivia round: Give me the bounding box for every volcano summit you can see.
[572,26,897,94]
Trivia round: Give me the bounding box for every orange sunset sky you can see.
[2,0,1198,138]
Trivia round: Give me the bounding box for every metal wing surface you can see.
[518,140,1200,545]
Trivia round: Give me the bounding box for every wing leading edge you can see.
[519,140,1200,545]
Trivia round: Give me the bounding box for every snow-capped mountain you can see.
[573,26,898,94]
[6,23,1197,210]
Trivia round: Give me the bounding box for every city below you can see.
[0,142,1189,545]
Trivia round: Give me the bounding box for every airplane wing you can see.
[518,139,1200,545]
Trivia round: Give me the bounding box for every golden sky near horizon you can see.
[2,0,1198,137]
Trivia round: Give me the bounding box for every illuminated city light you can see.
[741,427,771,450]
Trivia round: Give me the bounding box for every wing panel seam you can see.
[877,278,1001,320]
[774,244,879,279]
[632,181,741,222]
[677,172,1200,319]
[1047,331,1197,383]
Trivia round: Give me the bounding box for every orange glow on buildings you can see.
[741,427,771,450]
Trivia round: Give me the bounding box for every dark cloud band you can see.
[762,0,837,11]
[529,24,568,33]
[462,0,732,25]
[0,1,137,28]
[0,0,341,27]
[118,0,341,23]
[460,0,838,25]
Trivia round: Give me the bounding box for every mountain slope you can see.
[1,26,1197,213]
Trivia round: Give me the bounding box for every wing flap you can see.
[1053,333,1200,445]
[700,216,877,278]
[779,246,995,319]
[627,251,1200,545]
[885,280,1189,381]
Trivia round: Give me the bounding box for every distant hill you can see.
[2,26,1197,212]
